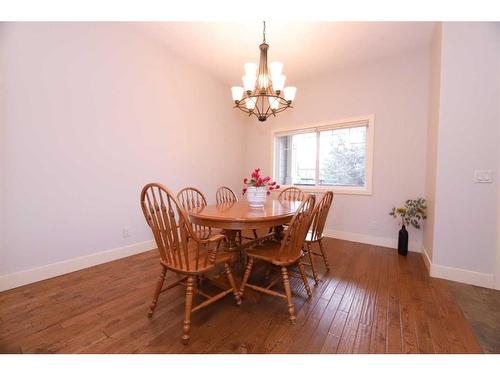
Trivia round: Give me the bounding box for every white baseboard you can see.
[323,228,421,253]
[421,246,432,273]
[430,263,494,289]
[420,246,494,289]
[0,240,156,292]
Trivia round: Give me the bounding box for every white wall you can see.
[0,23,244,286]
[423,23,442,262]
[431,23,500,281]
[243,48,430,251]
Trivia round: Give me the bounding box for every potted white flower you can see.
[242,168,280,208]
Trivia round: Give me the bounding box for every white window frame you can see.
[271,115,374,195]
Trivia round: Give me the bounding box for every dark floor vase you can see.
[398,224,409,256]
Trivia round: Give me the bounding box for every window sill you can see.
[275,185,372,196]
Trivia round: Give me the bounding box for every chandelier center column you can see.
[257,43,270,93]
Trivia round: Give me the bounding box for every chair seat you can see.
[246,239,301,266]
[161,238,234,274]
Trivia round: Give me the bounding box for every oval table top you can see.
[189,199,302,230]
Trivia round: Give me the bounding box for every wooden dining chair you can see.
[141,183,241,344]
[239,195,316,324]
[268,186,307,236]
[302,191,334,284]
[215,186,238,205]
[216,186,259,242]
[177,187,218,240]
[278,186,307,202]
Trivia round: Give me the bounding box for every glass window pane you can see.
[275,132,317,186]
[291,132,316,185]
[319,126,367,187]
[275,135,290,185]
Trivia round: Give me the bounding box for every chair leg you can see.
[307,243,319,285]
[252,229,258,239]
[239,257,254,297]
[224,262,242,305]
[281,266,296,324]
[148,266,166,318]
[182,275,195,345]
[318,239,330,272]
[298,262,312,299]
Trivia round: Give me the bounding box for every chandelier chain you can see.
[262,21,266,43]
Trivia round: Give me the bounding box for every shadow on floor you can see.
[447,280,500,354]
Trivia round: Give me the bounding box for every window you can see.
[273,116,374,194]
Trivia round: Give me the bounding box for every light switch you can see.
[474,170,493,183]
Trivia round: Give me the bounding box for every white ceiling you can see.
[138,22,436,86]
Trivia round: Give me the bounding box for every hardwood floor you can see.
[447,280,500,353]
[0,238,482,353]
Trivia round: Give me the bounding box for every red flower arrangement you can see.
[242,168,280,195]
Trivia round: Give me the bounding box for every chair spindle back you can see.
[278,194,316,262]
[177,187,207,211]
[216,186,238,205]
[278,187,306,202]
[309,191,334,241]
[177,187,212,240]
[141,183,216,273]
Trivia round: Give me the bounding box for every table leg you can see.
[274,225,285,241]
[223,229,239,252]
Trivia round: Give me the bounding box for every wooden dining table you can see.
[188,199,302,302]
[189,199,302,251]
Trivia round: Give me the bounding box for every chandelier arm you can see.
[275,101,289,110]
[264,99,278,120]
[235,103,252,114]
[273,104,291,115]
[263,100,274,118]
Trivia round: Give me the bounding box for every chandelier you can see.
[231,22,296,122]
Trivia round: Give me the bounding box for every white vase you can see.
[246,186,267,208]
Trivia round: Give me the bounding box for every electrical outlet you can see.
[122,227,130,238]
[474,169,493,183]
[368,220,378,230]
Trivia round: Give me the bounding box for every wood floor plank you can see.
[386,252,403,353]
[286,297,330,353]
[303,248,358,353]
[352,246,382,353]
[397,256,419,354]
[267,273,333,353]
[336,242,377,353]
[336,272,370,353]
[320,310,348,353]
[369,248,389,353]
[306,292,344,353]
[0,239,483,354]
